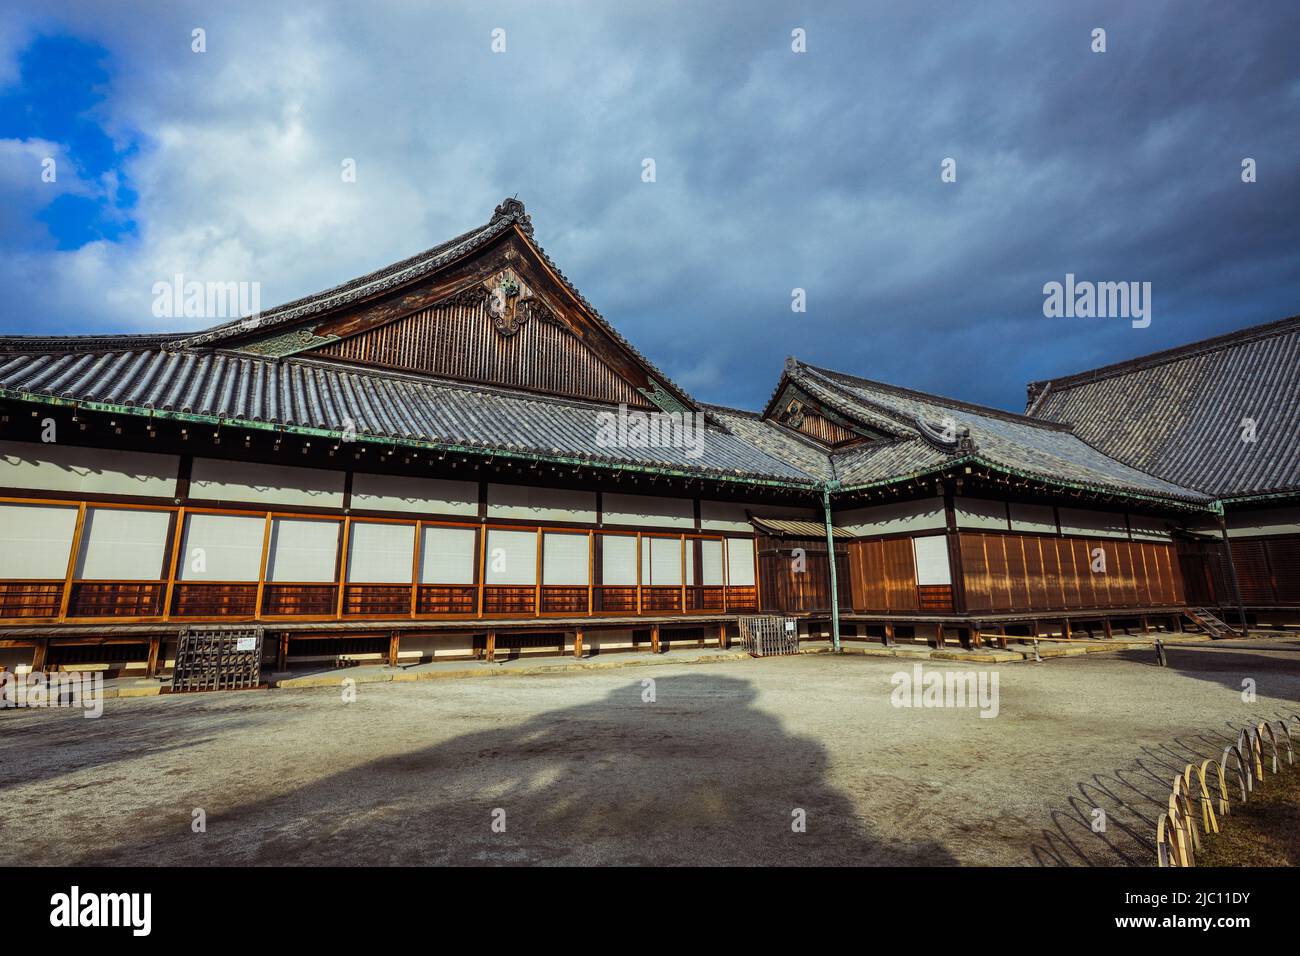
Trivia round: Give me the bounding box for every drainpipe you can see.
[822,483,842,652]
[1214,501,1249,635]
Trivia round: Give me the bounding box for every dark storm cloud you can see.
[1,0,1296,412]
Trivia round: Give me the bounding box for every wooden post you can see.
[996,625,1008,650]
[31,639,48,673]
[387,630,401,667]
[1062,618,1072,642]
[718,622,727,649]
[145,635,161,678]
[277,632,289,670]
[650,623,661,654]
[1103,618,1113,640]
[883,623,895,647]
[486,630,497,662]
[573,628,584,659]
[935,623,945,648]
[1030,619,1040,640]
[971,626,982,649]
[1141,615,1149,635]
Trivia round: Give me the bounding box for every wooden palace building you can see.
[0,198,1291,678]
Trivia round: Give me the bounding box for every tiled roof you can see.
[0,348,821,486]
[784,361,1211,505]
[1027,315,1300,499]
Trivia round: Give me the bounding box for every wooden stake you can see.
[145,635,161,678]
[718,622,727,649]
[650,623,661,654]
[573,628,584,659]
[388,630,401,667]
[486,629,497,662]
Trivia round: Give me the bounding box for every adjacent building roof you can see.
[1026,315,1300,501]
[777,360,1211,505]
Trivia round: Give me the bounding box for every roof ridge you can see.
[798,360,1074,432]
[1027,312,1300,393]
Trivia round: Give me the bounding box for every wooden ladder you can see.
[1183,607,1242,639]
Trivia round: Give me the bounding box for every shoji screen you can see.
[700,539,725,585]
[912,535,952,586]
[177,513,264,581]
[419,526,477,585]
[601,535,638,585]
[87,509,170,580]
[0,503,78,579]
[484,529,537,585]
[726,538,756,586]
[543,533,589,586]
[347,522,415,583]
[266,518,339,582]
[647,537,682,586]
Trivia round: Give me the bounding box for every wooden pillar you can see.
[1103,618,1113,640]
[31,639,48,674]
[387,630,401,667]
[486,630,497,662]
[970,626,982,649]
[573,628,584,659]
[1062,618,1071,642]
[145,636,161,678]
[883,623,895,647]
[650,623,661,654]
[1030,619,1040,640]
[1141,615,1149,635]
[935,623,945,648]
[996,625,1008,650]
[718,622,727,649]
[277,632,289,670]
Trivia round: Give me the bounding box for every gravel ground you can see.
[3,638,1298,866]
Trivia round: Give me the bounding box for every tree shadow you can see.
[72,673,960,866]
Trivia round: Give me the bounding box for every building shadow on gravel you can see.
[77,673,959,867]
[1112,640,1300,697]
[1028,715,1295,866]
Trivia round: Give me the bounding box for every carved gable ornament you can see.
[484,270,555,337]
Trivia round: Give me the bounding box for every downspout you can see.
[822,482,842,652]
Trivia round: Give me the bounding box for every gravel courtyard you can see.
[4,638,1298,866]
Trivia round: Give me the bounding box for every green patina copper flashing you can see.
[0,389,817,492]
[1216,490,1300,506]
[238,326,340,357]
[636,378,689,415]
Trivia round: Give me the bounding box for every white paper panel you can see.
[955,497,1009,530]
[347,522,415,583]
[602,493,694,529]
[543,533,589,585]
[190,458,344,508]
[420,526,477,584]
[488,484,597,523]
[1225,506,1300,538]
[699,500,817,533]
[266,518,339,582]
[601,535,638,585]
[700,539,724,585]
[0,503,78,579]
[177,513,264,581]
[351,472,478,517]
[648,537,682,586]
[1058,508,1129,539]
[836,497,946,535]
[1128,515,1173,542]
[485,529,537,585]
[1009,503,1057,534]
[726,538,756,587]
[685,540,696,585]
[0,440,177,498]
[912,535,952,586]
[76,508,172,580]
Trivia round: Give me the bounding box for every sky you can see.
[0,0,1297,413]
